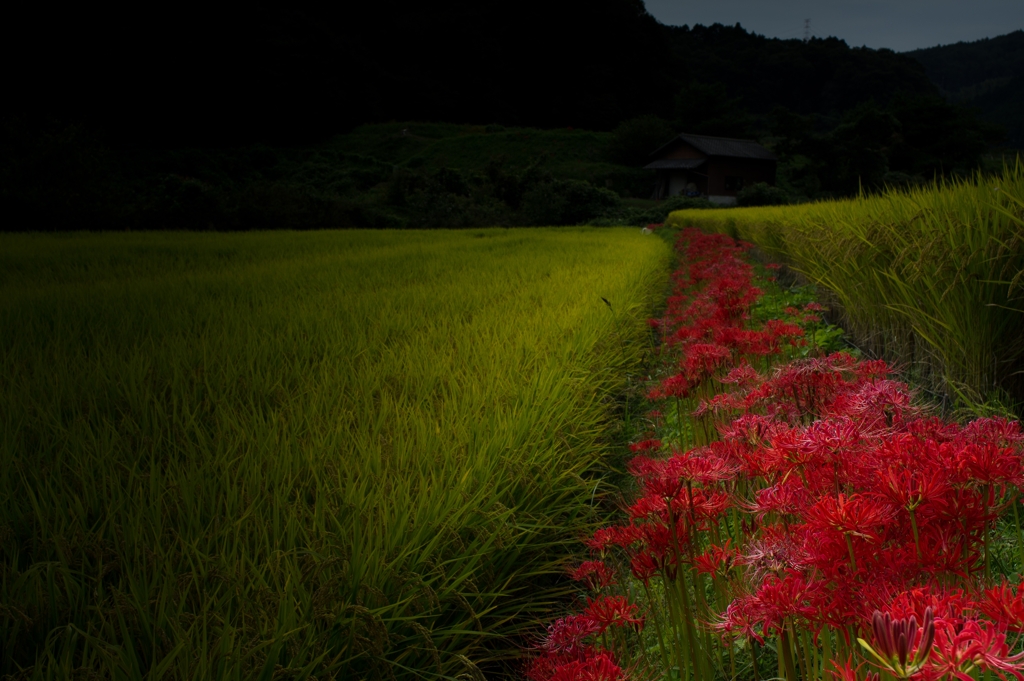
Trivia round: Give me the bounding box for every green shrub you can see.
[584,196,718,227]
[519,179,621,225]
[736,182,792,207]
[152,174,222,229]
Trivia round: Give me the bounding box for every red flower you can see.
[694,540,741,574]
[929,618,1024,681]
[538,614,600,655]
[805,493,895,541]
[829,658,879,681]
[569,560,616,590]
[980,580,1024,633]
[583,595,644,634]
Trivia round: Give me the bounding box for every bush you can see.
[519,179,622,225]
[151,174,222,229]
[736,182,791,207]
[584,196,718,227]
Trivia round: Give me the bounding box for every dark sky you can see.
[643,0,1024,52]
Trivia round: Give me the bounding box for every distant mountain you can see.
[661,23,937,121]
[905,31,1024,147]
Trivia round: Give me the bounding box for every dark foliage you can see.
[736,182,791,207]
[2,5,971,147]
[662,24,938,124]
[520,179,622,226]
[766,97,1002,199]
[0,3,1013,229]
[906,31,1024,147]
[587,196,719,227]
[606,116,677,166]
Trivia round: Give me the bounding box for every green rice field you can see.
[0,228,670,679]
[667,161,1024,416]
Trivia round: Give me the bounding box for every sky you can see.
[643,0,1024,52]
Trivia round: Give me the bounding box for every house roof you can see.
[649,133,776,161]
[643,159,706,170]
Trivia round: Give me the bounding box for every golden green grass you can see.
[666,162,1024,415]
[0,228,670,680]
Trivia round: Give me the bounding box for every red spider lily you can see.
[630,551,661,586]
[569,561,617,590]
[906,416,965,443]
[885,587,978,623]
[694,540,741,574]
[769,423,821,469]
[683,342,732,377]
[980,580,1024,633]
[801,417,863,462]
[647,372,692,400]
[953,441,1024,486]
[917,524,975,578]
[743,478,811,519]
[835,380,917,431]
[527,649,624,681]
[742,571,820,636]
[549,651,624,681]
[534,225,1024,681]
[719,360,761,386]
[929,618,1024,681]
[693,391,743,419]
[585,523,642,553]
[730,440,786,480]
[721,328,775,356]
[875,466,950,513]
[719,413,775,448]
[805,493,896,541]
[537,613,600,655]
[584,595,644,634]
[962,416,1024,448]
[830,658,880,681]
[715,595,767,643]
[764,319,806,347]
[638,522,686,566]
[662,448,739,486]
[854,359,890,382]
[628,439,662,454]
[934,487,991,539]
[858,607,935,678]
[626,493,673,520]
[741,526,809,580]
[670,488,731,525]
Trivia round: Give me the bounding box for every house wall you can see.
[706,158,776,196]
[668,172,704,196]
[653,171,707,199]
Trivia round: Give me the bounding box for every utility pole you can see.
[803,18,811,42]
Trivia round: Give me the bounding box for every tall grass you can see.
[666,161,1024,415]
[0,228,670,679]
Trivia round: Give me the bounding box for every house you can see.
[645,133,777,205]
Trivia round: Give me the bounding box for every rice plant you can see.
[0,227,670,679]
[665,160,1024,417]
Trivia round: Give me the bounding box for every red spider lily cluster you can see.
[526,228,1024,681]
